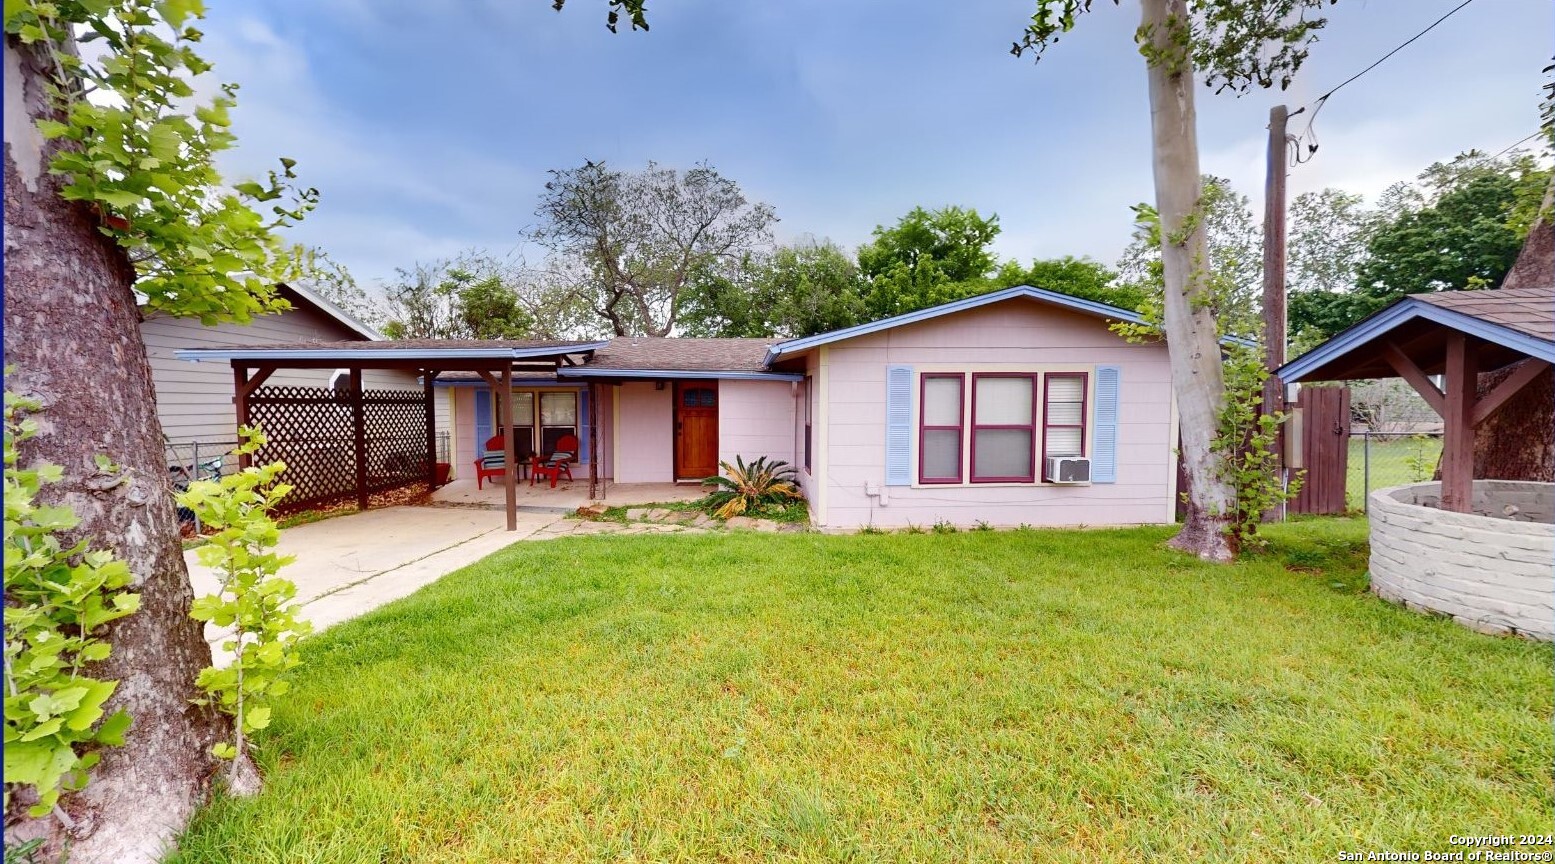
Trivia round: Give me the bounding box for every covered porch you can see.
[176,338,616,531]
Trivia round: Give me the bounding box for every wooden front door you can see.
[674,382,719,480]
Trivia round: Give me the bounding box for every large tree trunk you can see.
[4,34,238,863]
[1472,202,1554,481]
[1141,0,1236,561]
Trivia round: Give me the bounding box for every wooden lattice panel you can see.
[246,385,431,514]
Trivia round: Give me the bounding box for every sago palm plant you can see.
[703,456,803,519]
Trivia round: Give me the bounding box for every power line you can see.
[1292,0,1480,163]
[1491,129,1549,160]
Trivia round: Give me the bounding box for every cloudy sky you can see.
[196,0,1550,289]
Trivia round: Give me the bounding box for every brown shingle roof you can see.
[584,337,781,373]
[1417,285,1554,342]
[227,339,603,352]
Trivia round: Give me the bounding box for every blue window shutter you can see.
[1092,365,1121,483]
[885,365,913,486]
[474,389,493,454]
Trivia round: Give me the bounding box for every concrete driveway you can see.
[186,505,559,639]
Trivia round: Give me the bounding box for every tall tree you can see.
[1017,0,1337,561]
[681,241,867,338]
[381,254,535,341]
[1114,175,1264,339]
[531,160,777,336]
[280,245,386,329]
[993,256,1144,310]
[3,2,641,859]
[856,205,1002,319]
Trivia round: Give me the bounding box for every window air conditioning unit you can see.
[1045,456,1091,484]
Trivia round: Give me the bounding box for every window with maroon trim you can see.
[970,373,1037,483]
[918,373,964,483]
[1042,372,1087,469]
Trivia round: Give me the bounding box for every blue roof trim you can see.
[1277,297,1555,382]
[555,368,803,382]
[763,285,1252,362]
[174,341,611,363]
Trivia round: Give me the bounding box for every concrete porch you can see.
[429,476,708,513]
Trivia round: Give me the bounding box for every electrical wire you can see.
[1491,129,1549,160]
[1292,0,1480,164]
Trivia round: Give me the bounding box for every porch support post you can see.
[233,364,252,469]
[351,367,369,512]
[501,365,518,531]
[423,369,437,489]
[1440,333,1478,513]
[588,380,600,500]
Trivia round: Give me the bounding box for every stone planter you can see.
[1368,480,1554,640]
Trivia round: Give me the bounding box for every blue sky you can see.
[196,0,1551,290]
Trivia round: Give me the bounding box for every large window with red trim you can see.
[970,373,1037,483]
[1042,372,1087,467]
[918,373,964,483]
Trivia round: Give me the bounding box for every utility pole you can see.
[1262,104,1290,520]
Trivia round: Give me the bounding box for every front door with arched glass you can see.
[674,381,719,481]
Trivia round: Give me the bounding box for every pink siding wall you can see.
[793,354,821,515]
[816,298,1175,529]
[449,384,614,479]
[614,382,674,483]
[718,380,797,472]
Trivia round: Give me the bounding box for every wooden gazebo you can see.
[176,339,610,530]
[1278,286,1554,512]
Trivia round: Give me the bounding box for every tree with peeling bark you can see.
[1014,0,1339,562]
[531,160,778,337]
[2,2,647,861]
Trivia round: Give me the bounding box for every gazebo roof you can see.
[1279,286,1555,382]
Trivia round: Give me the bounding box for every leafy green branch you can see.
[4,0,316,325]
[179,428,308,785]
[3,390,139,820]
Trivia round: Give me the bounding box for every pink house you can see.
[181,286,1183,531]
[433,286,1180,529]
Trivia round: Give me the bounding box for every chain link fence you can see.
[1347,431,1444,512]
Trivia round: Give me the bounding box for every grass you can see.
[170,520,1552,863]
[1346,435,1441,511]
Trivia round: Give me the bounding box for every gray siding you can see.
[141,306,419,445]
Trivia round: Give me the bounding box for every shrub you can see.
[702,456,803,520]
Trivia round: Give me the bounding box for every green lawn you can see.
[171,520,1552,863]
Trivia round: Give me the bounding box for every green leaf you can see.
[211,741,237,760]
[244,704,272,730]
[95,189,145,209]
[3,741,53,784]
[95,710,132,746]
[63,679,117,732]
[35,119,71,139]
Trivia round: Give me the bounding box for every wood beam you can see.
[423,370,438,491]
[501,365,518,531]
[475,370,502,390]
[588,381,600,500]
[1381,341,1445,416]
[1439,333,1478,513]
[234,364,277,398]
[350,368,369,512]
[1472,359,1551,427]
[233,366,253,469]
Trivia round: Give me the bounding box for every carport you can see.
[175,339,610,531]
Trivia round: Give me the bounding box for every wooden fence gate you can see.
[1290,385,1351,515]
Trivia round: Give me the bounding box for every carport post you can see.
[501,365,518,531]
[588,381,600,500]
[351,367,368,512]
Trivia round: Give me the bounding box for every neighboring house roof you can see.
[279,282,384,341]
[763,284,1254,364]
[551,337,800,381]
[1278,285,1555,382]
[175,339,610,363]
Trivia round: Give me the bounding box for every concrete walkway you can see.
[185,504,710,653]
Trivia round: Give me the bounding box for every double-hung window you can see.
[1042,373,1087,465]
[918,374,964,483]
[970,373,1037,483]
